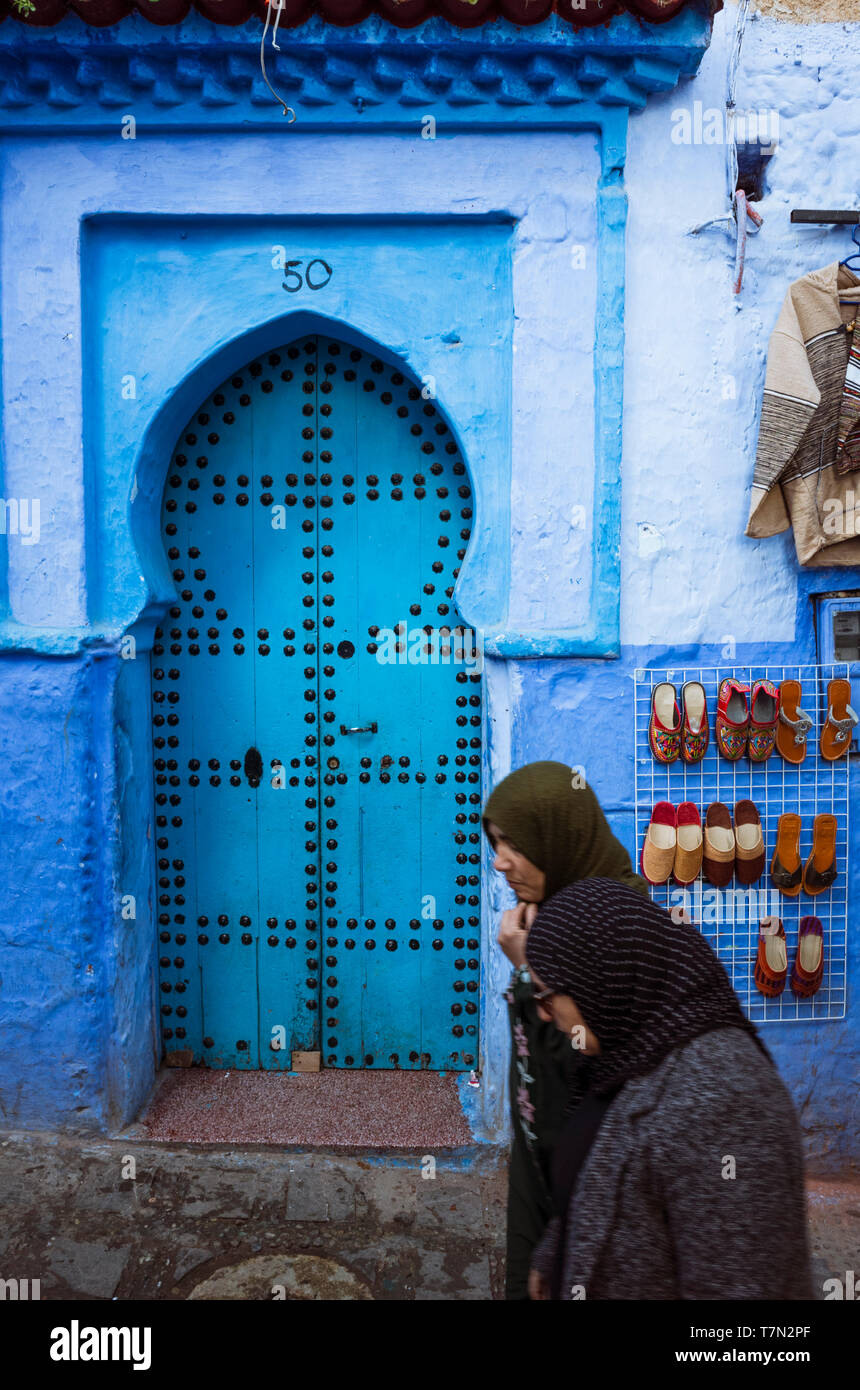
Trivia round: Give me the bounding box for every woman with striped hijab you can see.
[524,877,813,1300]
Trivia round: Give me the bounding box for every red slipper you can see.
[680,681,709,764]
[641,802,676,885]
[754,917,787,997]
[674,802,703,886]
[716,677,749,761]
[649,683,681,764]
[748,678,780,763]
[791,917,824,997]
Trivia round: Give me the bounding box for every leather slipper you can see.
[703,802,734,888]
[674,802,703,886]
[734,799,765,886]
[820,678,858,761]
[716,678,749,761]
[748,678,780,762]
[771,812,802,897]
[776,679,813,764]
[791,917,824,997]
[641,802,676,885]
[680,681,709,764]
[754,917,787,997]
[803,813,838,896]
[649,683,681,764]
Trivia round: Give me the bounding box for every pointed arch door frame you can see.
[82,214,515,1131]
[149,327,486,1073]
[127,307,499,656]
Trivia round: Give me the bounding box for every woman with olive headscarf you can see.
[482,760,648,1301]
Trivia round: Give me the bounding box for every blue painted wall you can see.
[0,4,857,1171]
[500,7,860,1171]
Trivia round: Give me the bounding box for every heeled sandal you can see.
[776,679,813,765]
[820,678,858,762]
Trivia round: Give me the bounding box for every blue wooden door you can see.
[151,334,482,1071]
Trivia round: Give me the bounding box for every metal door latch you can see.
[244,746,263,785]
[339,722,377,735]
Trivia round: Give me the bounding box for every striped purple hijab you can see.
[525,877,770,1105]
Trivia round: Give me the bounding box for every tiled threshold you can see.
[131,1067,475,1148]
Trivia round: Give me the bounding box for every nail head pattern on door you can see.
[150,334,482,1071]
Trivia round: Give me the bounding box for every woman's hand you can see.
[497,901,538,967]
[527,1267,549,1301]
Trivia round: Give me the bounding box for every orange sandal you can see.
[802,813,838,896]
[771,813,802,897]
[754,917,787,997]
[776,679,813,765]
[820,679,858,761]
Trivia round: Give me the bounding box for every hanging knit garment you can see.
[836,326,860,473]
[747,260,860,564]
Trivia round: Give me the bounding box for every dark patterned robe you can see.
[504,965,582,1300]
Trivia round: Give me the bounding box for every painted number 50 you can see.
[282,258,333,293]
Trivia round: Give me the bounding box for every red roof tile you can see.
[1,1,718,33]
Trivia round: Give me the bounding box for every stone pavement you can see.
[0,1129,507,1300]
[0,1128,856,1300]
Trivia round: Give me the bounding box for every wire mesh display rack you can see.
[633,664,850,1022]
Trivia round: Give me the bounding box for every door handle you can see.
[339,722,378,735]
[244,746,263,786]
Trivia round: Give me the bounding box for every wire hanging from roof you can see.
[260,0,297,122]
[688,0,762,294]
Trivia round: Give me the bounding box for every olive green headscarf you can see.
[482,760,648,901]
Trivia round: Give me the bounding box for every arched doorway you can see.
[151,332,482,1072]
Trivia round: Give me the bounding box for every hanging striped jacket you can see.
[746,260,860,566]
